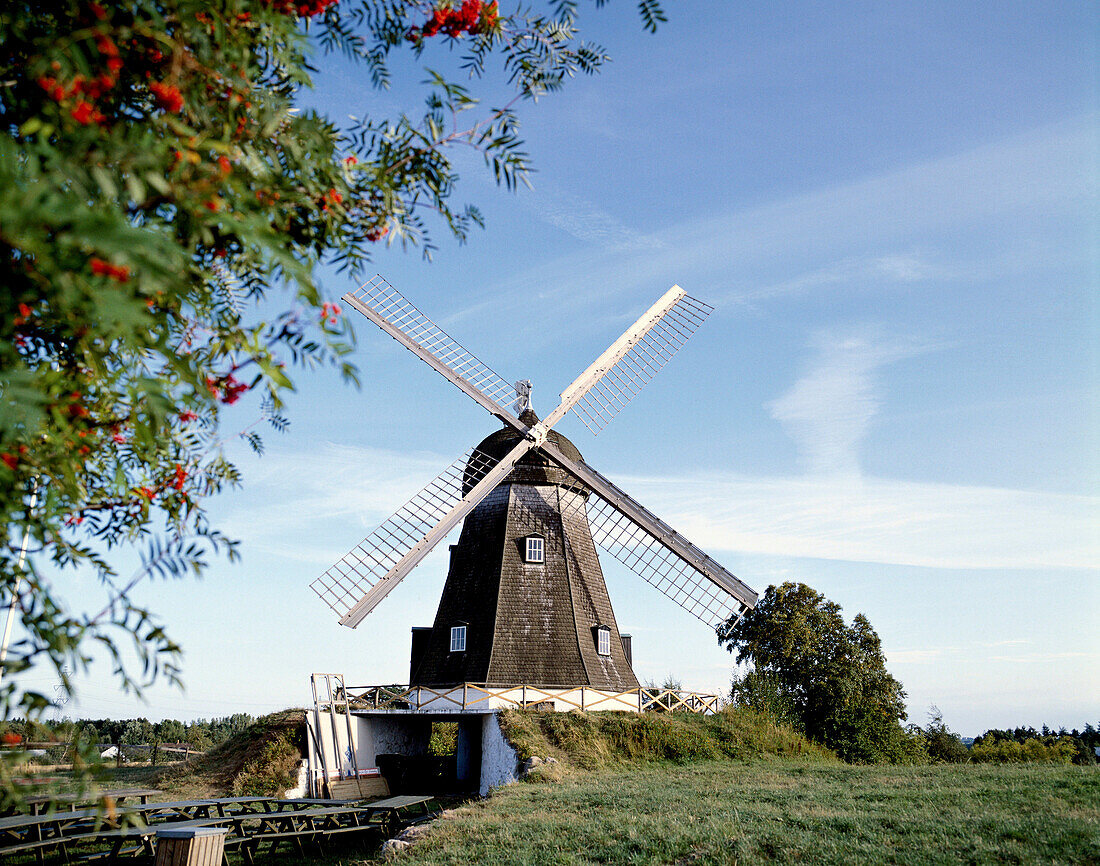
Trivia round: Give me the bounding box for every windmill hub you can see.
[465,411,588,493]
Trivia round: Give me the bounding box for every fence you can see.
[317,682,725,715]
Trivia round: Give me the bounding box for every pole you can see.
[0,479,38,684]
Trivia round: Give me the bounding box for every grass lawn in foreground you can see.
[390,759,1099,865]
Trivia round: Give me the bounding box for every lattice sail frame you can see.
[570,294,714,434]
[555,486,747,638]
[310,447,499,620]
[344,275,516,412]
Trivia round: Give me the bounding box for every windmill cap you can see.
[464,413,587,493]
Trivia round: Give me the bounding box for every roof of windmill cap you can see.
[466,410,587,490]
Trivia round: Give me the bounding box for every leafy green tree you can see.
[1,0,662,741]
[156,718,185,743]
[119,717,150,745]
[184,724,213,751]
[920,706,969,763]
[721,582,920,763]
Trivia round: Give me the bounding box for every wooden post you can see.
[155,827,228,866]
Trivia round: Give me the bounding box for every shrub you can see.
[970,737,1076,764]
[497,706,836,774]
[922,707,969,763]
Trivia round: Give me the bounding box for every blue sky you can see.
[21,1,1097,736]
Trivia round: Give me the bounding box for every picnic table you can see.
[359,795,440,838]
[128,796,351,820]
[0,795,426,862]
[0,806,114,859]
[92,804,391,863]
[24,787,162,815]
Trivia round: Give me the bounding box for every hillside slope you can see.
[499,706,836,776]
[150,709,306,798]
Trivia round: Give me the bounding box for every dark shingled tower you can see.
[410,411,639,690]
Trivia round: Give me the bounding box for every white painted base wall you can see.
[307,710,520,798]
[479,712,519,796]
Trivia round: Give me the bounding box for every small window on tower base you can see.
[450,625,467,653]
[525,536,545,563]
[596,626,611,656]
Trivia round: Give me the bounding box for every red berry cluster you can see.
[149,81,184,113]
[36,27,124,126]
[319,187,343,212]
[1,445,29,471]
[205,374,249,405]
[90,257,130,282]
[320,301,342,325]
[407,0,499,41]
[262,0,337,17]
[13,302,33,326]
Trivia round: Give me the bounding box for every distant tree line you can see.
[969,724,1098,766]
[0,713,255,764]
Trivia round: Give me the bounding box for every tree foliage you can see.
[917,706,969,763]
[973,723,1097,766]
[720,582,920,763]
[0,0,664,804]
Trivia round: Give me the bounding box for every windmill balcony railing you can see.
[319,683,726,715]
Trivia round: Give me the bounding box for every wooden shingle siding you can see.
[411,420,639,690]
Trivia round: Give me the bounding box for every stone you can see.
[381,839,411,860]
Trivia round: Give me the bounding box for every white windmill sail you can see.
[539,440,755,637]
[341,275,518,420]
[560,287,714,434]
[312,437,545,628]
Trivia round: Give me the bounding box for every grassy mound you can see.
[151,709,306,798]
[499,706,834,777]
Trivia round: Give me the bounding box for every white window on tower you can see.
[450,625,467,653]
[525,536,545,563]
[596,626,611,656]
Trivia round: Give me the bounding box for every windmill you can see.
[310,275,757,691]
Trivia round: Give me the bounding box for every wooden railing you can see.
[319,683,725,715]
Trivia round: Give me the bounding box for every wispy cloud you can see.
[220,443,451,565]
[987,652,1093,663]
[736,253,939,305]
[886,648,950,664]
[767,328,930,476]
[889,644,1095,667]
[232,442,1099,573]
[527,187,662,251]
[467,113,1097,321]
[614,470,1099,571]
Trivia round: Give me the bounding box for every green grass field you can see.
[391,760,1099,865]
[8,710,1096,865]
